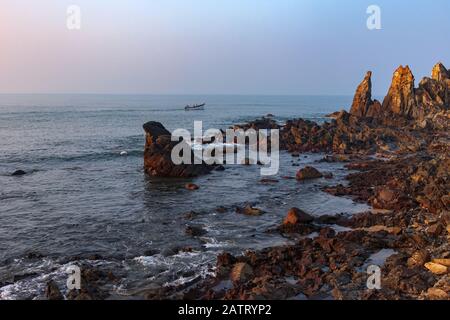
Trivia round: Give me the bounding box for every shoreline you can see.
[2,62,449,301]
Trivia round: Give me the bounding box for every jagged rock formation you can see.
[349,71,382,118]
[143,121,212,177]
[349,62,450,130]
[382,65,417,117]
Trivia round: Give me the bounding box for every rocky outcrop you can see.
[347,63,450,130]
[382,65,417,118]
[143,121,212,177]
[350,71,373,117]
[349,71,382,118]
[432,62,450,83]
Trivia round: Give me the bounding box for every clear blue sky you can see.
[1,0,449,95]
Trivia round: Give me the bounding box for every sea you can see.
[0,94,369,299]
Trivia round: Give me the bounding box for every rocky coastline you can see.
[140,62,449,300]
[46,62,449,300]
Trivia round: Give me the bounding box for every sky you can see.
[0,0,449,95]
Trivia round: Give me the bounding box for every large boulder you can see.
[143,121,213,177]
[283,208,314,225]
[296,166,323,180]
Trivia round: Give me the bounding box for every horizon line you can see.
[0,92,379,97]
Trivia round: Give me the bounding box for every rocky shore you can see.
[140,62,449,300]
[41,63,449,300]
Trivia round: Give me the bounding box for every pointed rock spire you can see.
[382,65,417,117]
[431,62,449,82]
[350,71,373,117]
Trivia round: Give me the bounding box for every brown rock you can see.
[427,223,443,237]
[185,225,206,237]
[424,262,448,275]
[45,280,64,300]
[185,183,199,191]
[407,250,430,268]
[432,259,450,267]
[283,208,314,225]
[143,121,212,177]
[350,71,375,117]
[382,65,417,117]
[296,166,323,180]
[432,62,450,82]
[236,205,265,216]
[426,288,448,300]
[230,263,253,283]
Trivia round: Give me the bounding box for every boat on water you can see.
[185,103,205,111]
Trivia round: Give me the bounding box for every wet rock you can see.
[260,178,279,184]
[215,206,227,213]
[323,172,333,179]
[296,166,323,180]
[45,281,64,300]
[143,249,160,257]
[184,211,198,220]
[283,208,314,225]
[26,252,44,260]
[143,121,212,177]
[236,205,265,216]
[12,170,26,176]
[185,183,199,191]
[185,225,206,237]
[230,263,253,283]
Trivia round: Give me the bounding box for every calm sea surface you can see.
[0,94,368,299]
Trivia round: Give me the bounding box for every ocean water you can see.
[0,94,368,299]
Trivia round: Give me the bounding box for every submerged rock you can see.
[236,205,265,216]
[185,225,206,237]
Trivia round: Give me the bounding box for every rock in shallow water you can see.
[185,183,199,191]
[45,280,63,300]
[12,170,26,176]
[283,207,314,225]
[143,121,213,177]
[296,166,323,180]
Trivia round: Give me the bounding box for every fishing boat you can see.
[185,103,205,111]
